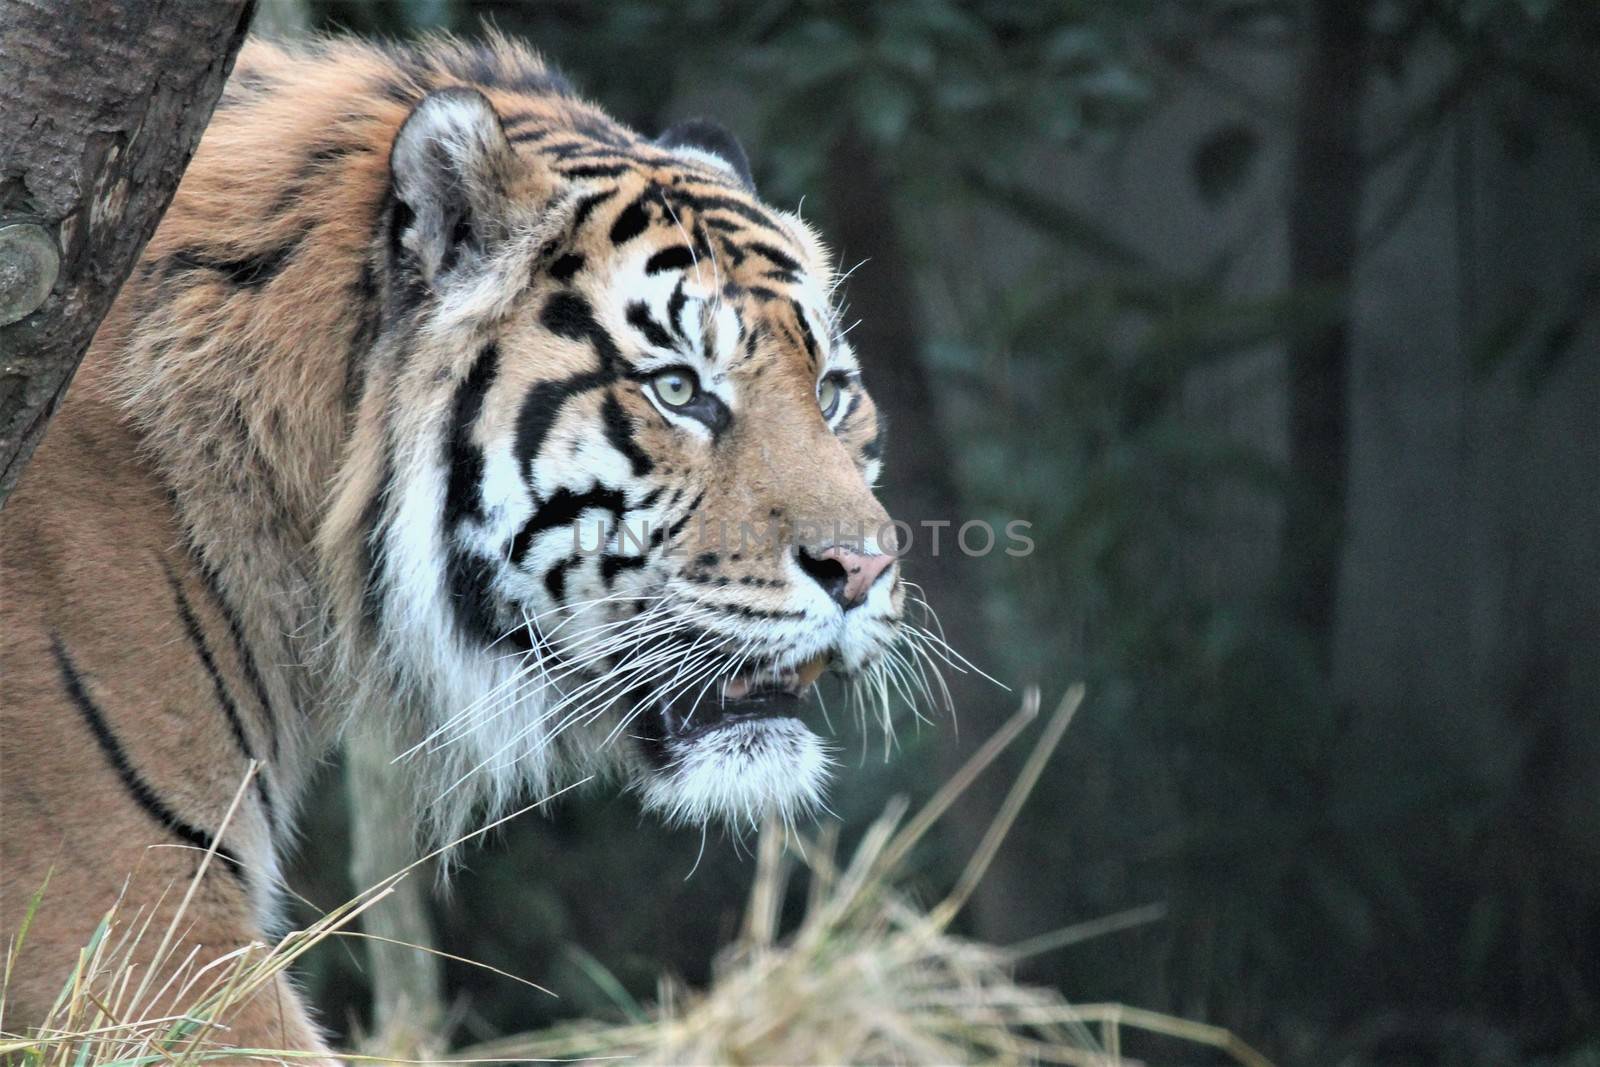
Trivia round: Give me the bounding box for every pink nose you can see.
[798,545,896,609]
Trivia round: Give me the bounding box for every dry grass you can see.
[457,687,1272,1067]
[0,772,585,1066]
[4,687,1273,1066]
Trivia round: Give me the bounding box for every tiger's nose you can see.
[795,545,895,610]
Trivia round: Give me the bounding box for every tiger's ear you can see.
[656,119,755,192]
[389,87,518,282]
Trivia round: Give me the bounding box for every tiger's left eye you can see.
[651,369,699,408]
[817,377,842,419]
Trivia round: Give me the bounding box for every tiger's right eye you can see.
[650,369,699,408]
[817,377,841,420]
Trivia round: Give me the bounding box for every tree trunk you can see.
[1279,0,1368,666]
[0,0,254,504]
[345,723,446,1056]
[822,129,1040,945]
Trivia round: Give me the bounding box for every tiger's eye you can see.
[817,378,841,419]
[652,369,698,407]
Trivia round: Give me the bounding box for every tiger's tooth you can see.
[795,654,829,690]
[724,675,752,701]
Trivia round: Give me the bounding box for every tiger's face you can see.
[351,89,905,831]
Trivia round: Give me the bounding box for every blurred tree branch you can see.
[345,722,445,1055]
[823,127,1047,946]
[0,0,253,505]
[1278,0,1369,666]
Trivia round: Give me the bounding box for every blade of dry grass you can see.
[2,774,593,1064]
[454,686,1274,1067]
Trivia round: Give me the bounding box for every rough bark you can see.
[0,0,253,505]
[1279,0,1368,665]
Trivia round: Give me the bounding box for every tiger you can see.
[0,33,913,1059]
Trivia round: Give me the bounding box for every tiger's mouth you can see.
[635,653,830,760]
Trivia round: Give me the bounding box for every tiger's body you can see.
[0,35,903,1059]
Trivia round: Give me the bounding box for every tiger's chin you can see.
[631,661,834,828]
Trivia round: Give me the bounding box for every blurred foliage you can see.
[287,1,1600,1063]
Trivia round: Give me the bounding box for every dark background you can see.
[271,2,1600,1063]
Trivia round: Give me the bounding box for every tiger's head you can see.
[328,84,913,838]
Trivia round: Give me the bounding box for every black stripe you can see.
[790,299,820,367]
[546,141,654,165]
[270,141,372,216]
[609,191,654,246]
[541,291,622,370]
[51,636,245,881]
[165,238,301,290]
[514,374,610,486]
[544,558,575,602]
[383,192,429,319]
[445,547,504,647]
[601,390,654,477]
[514,292,626,482]
[442,343,502,529]
[543,139,597,159]
[716,236,747,267]
[549,252,585,281]
[840,389,865,427]
[750,241,802,274]
[666,277,689,340]
[571,116,632,148]
[191,553,283,764]
[626,301,677,352]
[664,491,703,545]
[600,553,647,584]
[163,564,279,838]
[692,222,714,265]
[440,344,506,646]
[500,111,542,132]
[511,484,628,565]
[569,188,618,232]
[360,443,394,628]
[735,323,767,367]
[704,602,808,622]
[676,191,786,233]
[560,162,633,179]
[777,323,802,357]
[222,67,275,106]
[376,76,422,106]
[344,261,382,412]
[645,245,696,275]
